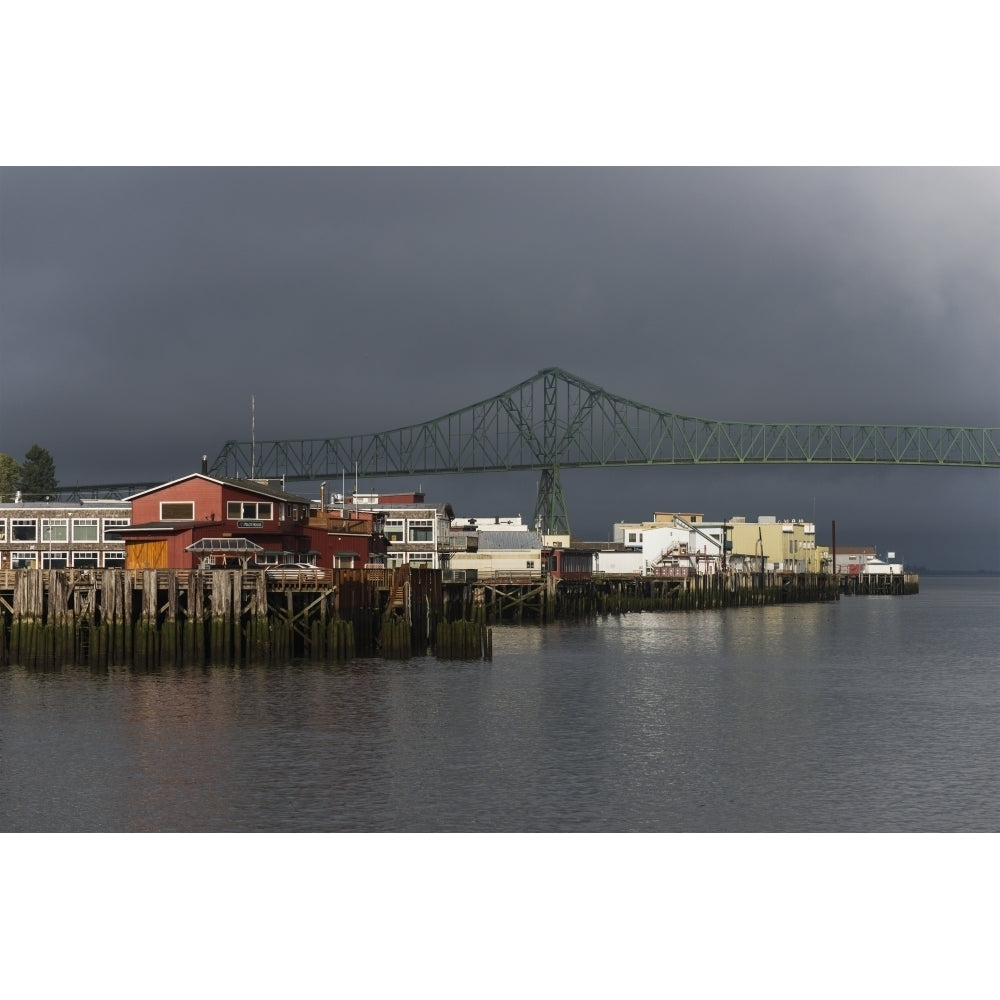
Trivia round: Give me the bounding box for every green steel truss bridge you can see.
[66,368,1000,533]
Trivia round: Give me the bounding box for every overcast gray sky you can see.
[1,167,998,569]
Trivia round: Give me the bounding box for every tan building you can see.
[729,516,826,573]
[448,530,544,581]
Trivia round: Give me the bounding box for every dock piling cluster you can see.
[0,565,913,668]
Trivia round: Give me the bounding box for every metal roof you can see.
[477,530,544,550]
[185,537,265,552]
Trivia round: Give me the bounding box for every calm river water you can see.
[2,576,997,832]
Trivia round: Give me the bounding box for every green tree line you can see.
[0,445,58,501]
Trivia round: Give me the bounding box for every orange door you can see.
[126,540,168,570]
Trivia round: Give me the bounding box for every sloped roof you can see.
[185,537,264,552]
[477,530,544,551]
[125,473,311,503]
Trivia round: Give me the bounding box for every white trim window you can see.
[103,551,126,567]
[0,518,5,541]
[42,551,69,569]
[11,518,37,541]
[160,501,194,521]
[72,518,100,542]
[407,551,434,567]
[42,518,69,542]
[384,518,404,543]
[226,501,273,520]
[408,519,433,543]
[11,551,36,568]
[73,551,99,567]
[386,551,406,568]
[103,517,130,541]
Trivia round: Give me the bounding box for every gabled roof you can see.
[185,537,264,552]
[125,473,311,503]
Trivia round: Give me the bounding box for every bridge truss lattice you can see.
[203,368,1000,534]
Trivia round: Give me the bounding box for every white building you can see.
[591,548,645,575]
[0,499,131,569]
[348,492,455,569]
[834,548,903,575]
[614,512,728,575]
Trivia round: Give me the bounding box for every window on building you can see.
[161,502,194,520]
[408,519,433,543]
[73,552,99,568]
[11,551,36,568]
[627,532,637,544]
[0,519,6,541]
[103,518,130,541]
[42,518,69,542]
[227,501,273,520]
[386,551,406,568]
[12,518,37,542]
[385,519,404,543]
[42,551,69,569]
[102,551,126,567]
[73,518,99,542]
[526,560,535,569]
[408,551,433,567]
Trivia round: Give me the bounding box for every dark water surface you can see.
[2,577,997,831]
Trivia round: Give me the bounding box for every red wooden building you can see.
[305,509,382,569]
[118,474,318,569]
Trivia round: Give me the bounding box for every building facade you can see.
[348,493,455,569]
[728,517,825,574]
[0,499,131,569]
[305,508,380,569]
[449,530,545,580]
[614,512,729,575]
[116,474,314,569]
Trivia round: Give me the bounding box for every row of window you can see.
[385,551,435,568]
[0,517,130,543]
[383,518,435,543]
[159,501,303,522]
[6,551,126,569]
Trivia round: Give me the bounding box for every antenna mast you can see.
[251,395,256,478]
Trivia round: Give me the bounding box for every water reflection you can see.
[2,578,998,831]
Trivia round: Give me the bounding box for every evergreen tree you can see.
[0,452,19,500]
[17,444,58,500]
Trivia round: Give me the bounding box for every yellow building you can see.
[728,517,826,573]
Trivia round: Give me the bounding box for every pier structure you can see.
[0,566,489,668]
[0,564,908,669]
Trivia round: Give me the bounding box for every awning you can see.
[185,537,264,553]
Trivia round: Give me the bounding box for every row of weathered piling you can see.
[0,567,491,668]
[0,567,897,668]
[478,571,842,622]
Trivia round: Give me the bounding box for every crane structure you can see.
[201,368,1000,534]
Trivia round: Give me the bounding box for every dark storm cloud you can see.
[1,167,997,568]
